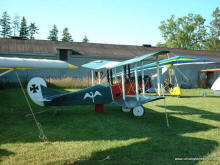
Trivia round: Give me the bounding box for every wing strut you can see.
[110,69,113,85]
[128,65,131,79]
[0,69,14,77]
[134,63,140,101]
[107,69,110,83]
[121,66,126,101]
[98,72,101,84]
[141,61,145,95]
[156,56,161,96]
[91,70,95,86]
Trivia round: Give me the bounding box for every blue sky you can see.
[0,0,219,46]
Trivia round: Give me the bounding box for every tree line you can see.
[0,8,219,49]
[0,12,38,40]
[47,24,89,42]
[0,11,89,43]
[157,7,220,50]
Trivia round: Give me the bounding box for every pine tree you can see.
[61,27,73,42]
[48,24,58,41]
[19,16,29,39]
[0,11,12,38]
[28,22,39,39]
[82,35,89,43]
[12,15,20,36]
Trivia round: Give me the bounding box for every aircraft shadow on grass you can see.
[30,106,218,165]
[158,105,220,122]
[0,103,219,164]
[0,149,14,162]
[180,95,220,98]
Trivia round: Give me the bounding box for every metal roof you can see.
[0,38,220,61]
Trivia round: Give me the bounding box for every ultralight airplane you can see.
[113,56,216,97]
[27,51,169,117]
[134,56,217,97]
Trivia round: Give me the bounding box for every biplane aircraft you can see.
[27,51,169,117]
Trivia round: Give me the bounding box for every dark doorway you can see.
[207,72,214,88]
[59,49,68,61]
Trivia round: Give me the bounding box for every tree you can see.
[61,27,73,42]
[19,16,29,39]
[48,24,58,41]
[28,22,39,39]
[82,35,89,43]
[12,15,20,36]
[0,11,12,38]
[205,7,220,50]
[157,14,207,50]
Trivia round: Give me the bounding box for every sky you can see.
[0,0,219,46]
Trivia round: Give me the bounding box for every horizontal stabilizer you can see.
[41,86,63,101]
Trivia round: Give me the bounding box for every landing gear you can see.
[121,107,131,112]
[132,106,144,117]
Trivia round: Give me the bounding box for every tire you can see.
[121,107,131,112]
[132,106,144,117]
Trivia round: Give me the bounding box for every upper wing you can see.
[82,51,169,70]
[109,51,169,69]
[114,55,217,77]
[82,60,120,70]
[0,57,77,70]
[138,56,217,71]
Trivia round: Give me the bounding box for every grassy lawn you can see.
[0,88,220,165]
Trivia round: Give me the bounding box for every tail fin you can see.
[27,77,61,106]
[27,77,47,106]
[27,77,64,106]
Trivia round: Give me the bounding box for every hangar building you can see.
[0,38,219,88]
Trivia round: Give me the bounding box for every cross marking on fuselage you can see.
[30,84,39,93]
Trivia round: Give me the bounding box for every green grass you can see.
[0,88,220,165]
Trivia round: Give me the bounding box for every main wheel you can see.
[121,107,131,112]
[132,106,144,117]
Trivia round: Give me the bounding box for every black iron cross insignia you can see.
[30,84,39,93]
